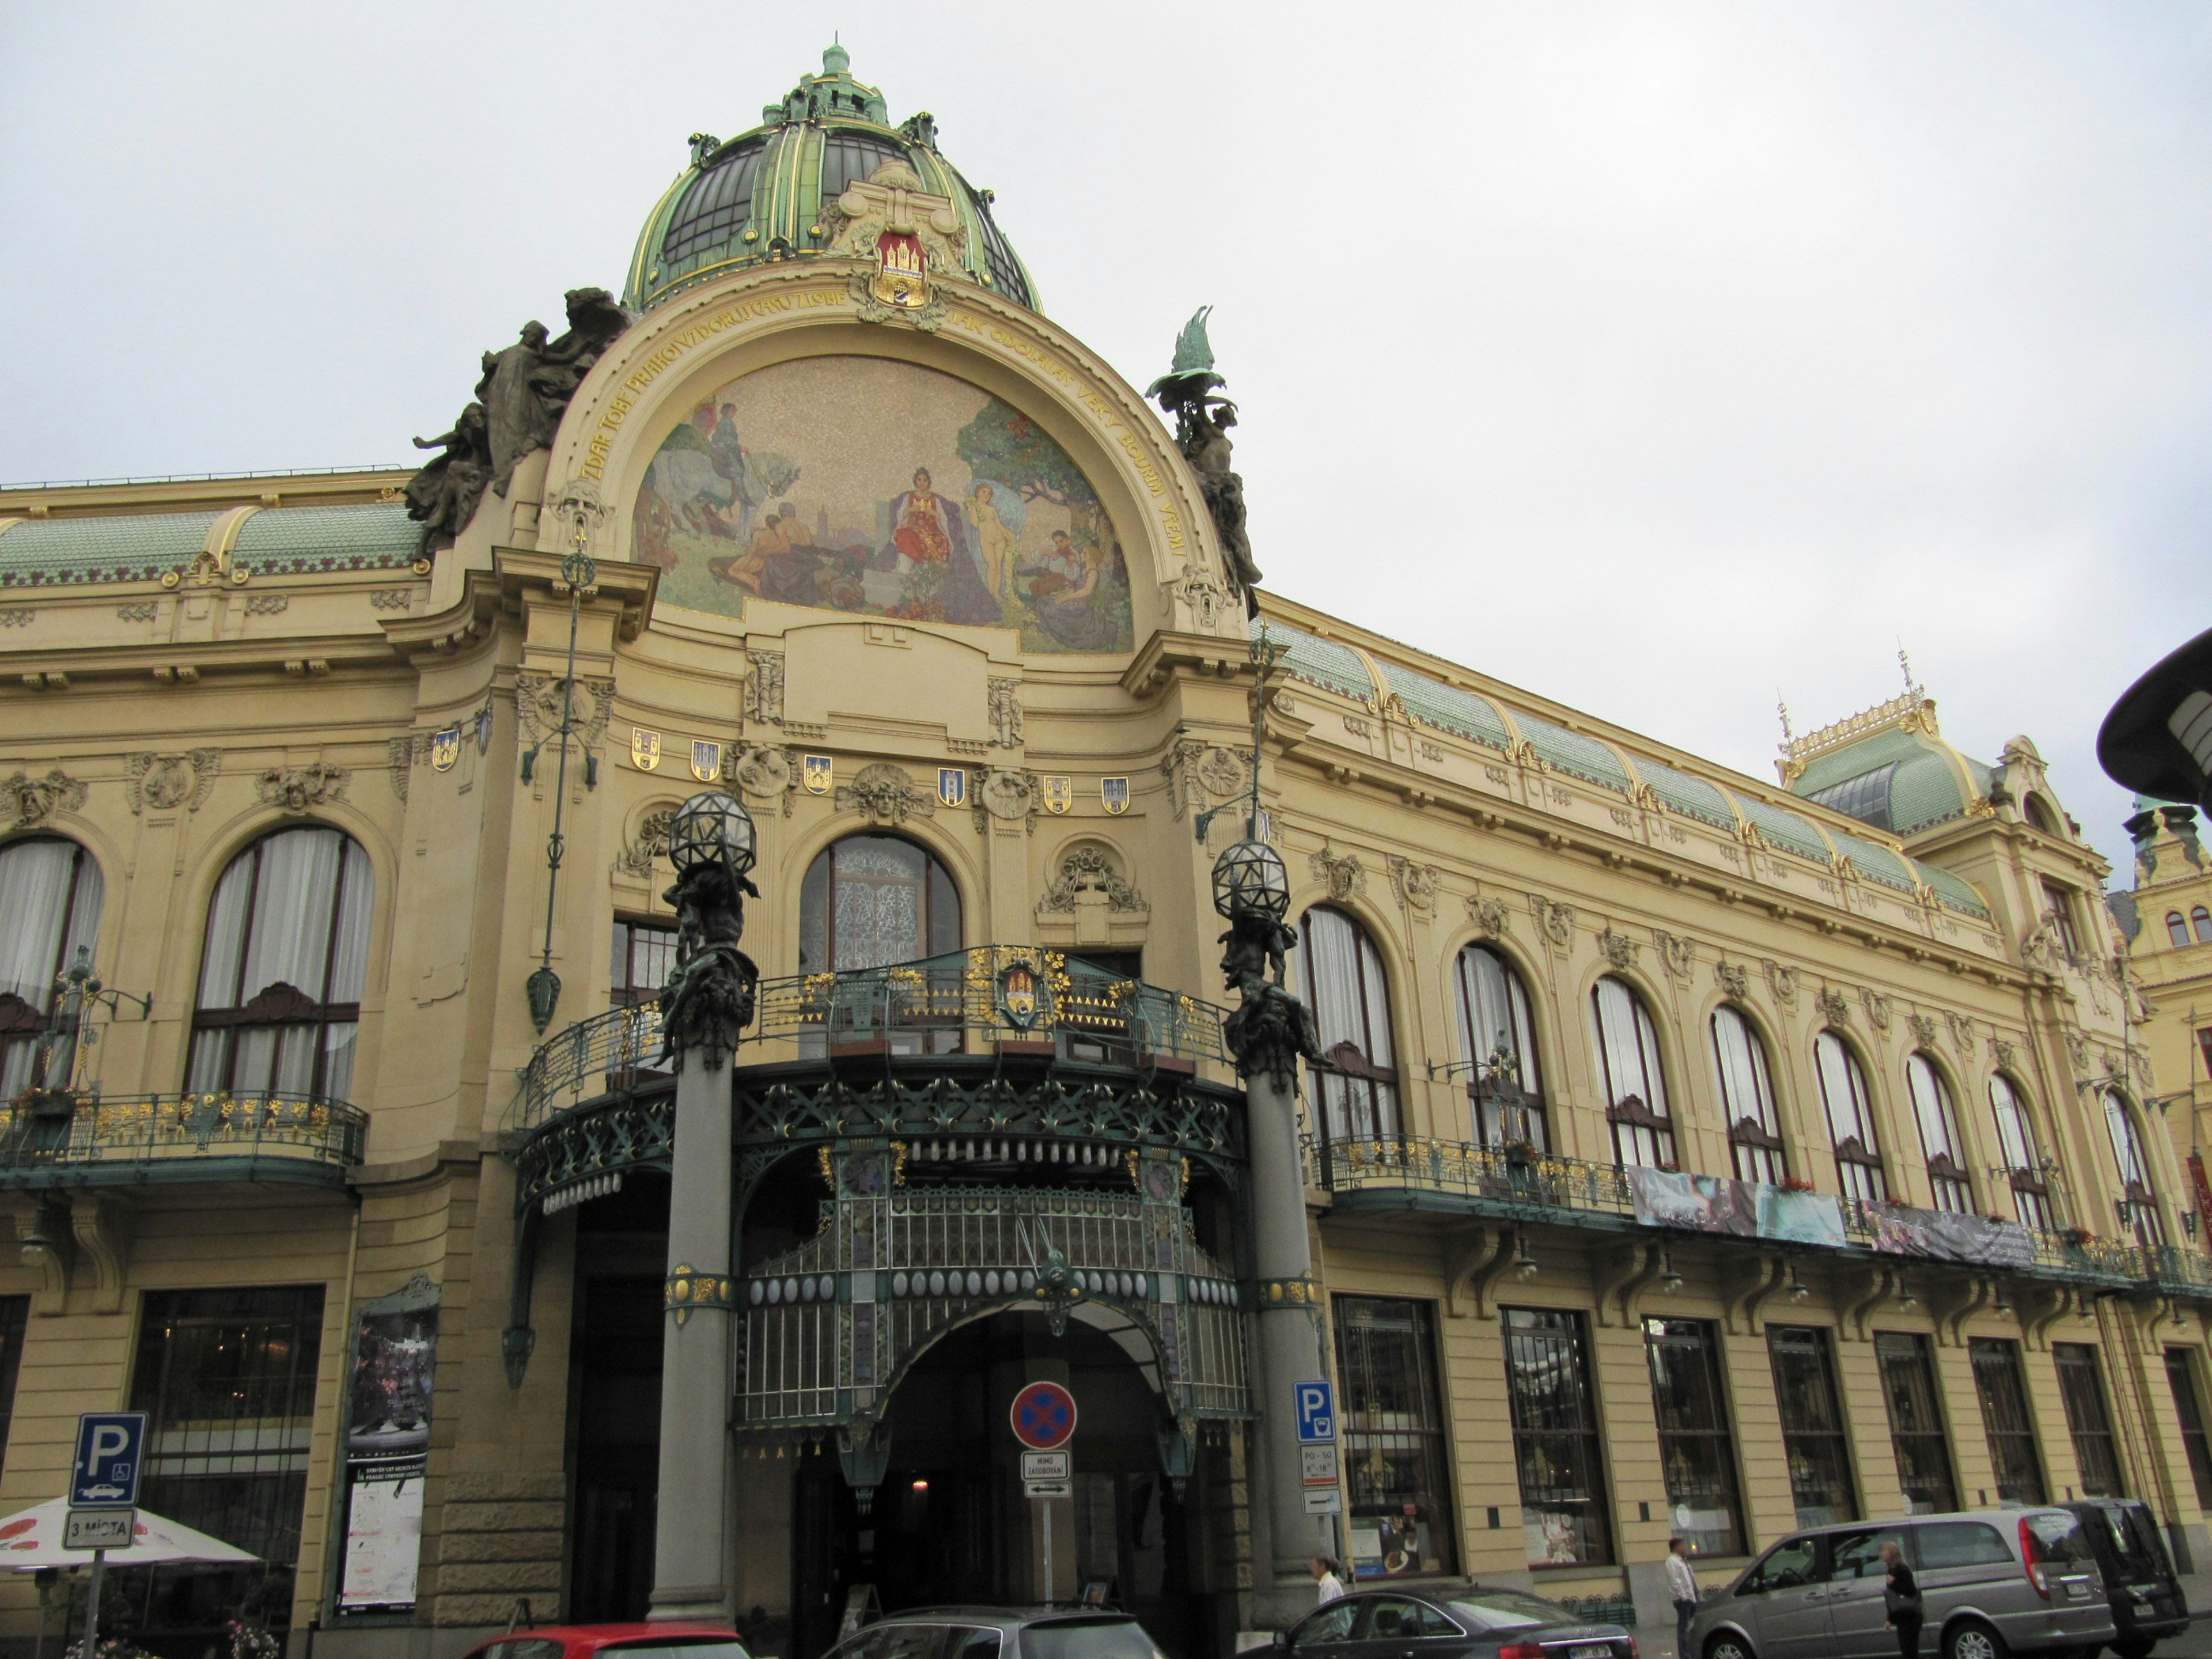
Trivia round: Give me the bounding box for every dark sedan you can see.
[1278,1587,1638,1659]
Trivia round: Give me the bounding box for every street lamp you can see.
[2098,627,2212,809]
[657,789,762,1070]
[1211,837,1290,922]
[668,789,758,880]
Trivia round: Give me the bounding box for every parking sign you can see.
[1293,1380,1335,1444]
[72,1412,146,1509]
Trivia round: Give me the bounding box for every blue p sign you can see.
[72,1412,146,1508]
[1294,1380,1335,1444]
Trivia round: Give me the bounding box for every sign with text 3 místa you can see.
[72,1412,146,1508]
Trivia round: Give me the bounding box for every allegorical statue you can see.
[1217,900,1322,1093]
[402,402,493,554]
[1147,306,1263,615]
[658,851,760,1070]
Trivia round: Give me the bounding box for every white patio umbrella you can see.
[0,1499,256,1568]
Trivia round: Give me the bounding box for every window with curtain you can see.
[1505,1307,1612,1567]
[1451,944,1543,1149]
[187,828,372,1102]
[0,838,104,1098]
[1298,907,1399,1145]
[2103,1090,2166,1247]
[2197,908,2212,944]
[1589,976,1673,1169]
[1767,1325,1857,1527]
[1711,1006,1785,1184]
[1905,1054,1972,1213]
[2170,913,2191,949]
[1814,1032,1887,1205]
[2054,1343,2125,1497]
[2165,1348,2212,1510]
[798,835,962,1056]
[1970,1338,2046,1505]
[1988,1074,2053,1230]
[1645,1317,1743,1556]
[1875,1332,1958,1515]
[1334,1296,1455,1578]
[2043,881,2082,957]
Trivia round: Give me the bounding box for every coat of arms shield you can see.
[429,728,461,772]
[995,957,1051,1032]
[937,767,967,808]
[1102,777,1131,815]
[1041,775,1073,815]
[631,728,662,772]
[691,740,723,783]
[802,755,833,795]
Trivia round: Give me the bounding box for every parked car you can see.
[457,1624,751,1659]
[820,1608,1170,1659]
[2061,1499,2188,1658]
[1274,1585,1636,1659]
[1690,1509,2112,1659]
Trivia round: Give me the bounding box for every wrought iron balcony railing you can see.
[516,946,1232,1132]
[0,1090,366,1185]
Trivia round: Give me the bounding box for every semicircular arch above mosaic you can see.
[631,355,1133,655]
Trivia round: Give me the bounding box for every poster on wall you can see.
[1349,1508,1435,1577]
[338,1276,438,1615]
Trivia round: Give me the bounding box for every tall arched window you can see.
[1298,907,1399,1145]
[1711,1006,1784,1185]
[1451,943,1543,1149]
[2169,913,2191,948]
[1589,976,1673,1168]
[1814,1031,1887,1205]
[188,827,373,1101]
[2194,907,2212,944]
[1988,1074,2052,1230]
[1905,1054,1972,1213]
[0,838,104,1097]
[798,834,960,972]
[2103,1089,2166,1247]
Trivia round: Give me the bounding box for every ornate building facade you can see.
[0,44,2207,1659]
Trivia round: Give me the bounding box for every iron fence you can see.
[0,1090,366,1177]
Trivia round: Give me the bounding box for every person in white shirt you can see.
[1310,1555,1346,1605]
[1665,1537,1700,1652]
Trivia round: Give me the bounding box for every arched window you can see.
[2169,912,2191,949]
[1589,976,1673,1169]
[0,838,104,1097]
[1814,1031,1887,1206]
[1989,1074,2052,1230]
[797,834,960,973]
[1711,1006,1784,1185]
[2023,794,2057,834]
[2194,907,2212,944]
[1451,943,1544,1149]
[2103,1089,2166,1247]
[188,827,373,1101]
[1298,907,1399,1145]
[1905,1054,1972,1213]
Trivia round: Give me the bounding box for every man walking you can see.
[1666,1537,1700,1655]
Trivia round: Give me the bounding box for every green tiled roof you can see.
[232,503,421,573]
[1828,829,1917,894]
[1631,757,1737,831]
[1382,664,1510,750]
[1732,792,1833,863]
[0,512,224,588]
[1518,715,1630,794]
[1793,727,1922,797]
[1274,628,1374,703]
[1792,726,1982,837]
[1915,861,1991,920]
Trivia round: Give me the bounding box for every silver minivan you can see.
[1690,1510,2113,1659]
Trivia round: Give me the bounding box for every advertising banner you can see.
[1862,1202,2034,1267]
[338,1281,438,1615]
[1626,1168,1846,1248]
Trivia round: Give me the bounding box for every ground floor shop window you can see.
[1505,1307,1612,1567]
[1334,1296,1455,1577]
[2054,1343,2126,1497]
[1875,1332,1958,1515]
[1644,1318,1743,1556]
[1767,1325,1856,1527]
[2165,1348,2212,1510]
[130,1286,325,1642]
[1970,1337,2046,1504]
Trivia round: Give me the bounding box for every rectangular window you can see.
[2043,881,2082,957]
[132,1286,325,1640]
[1874,1332,1958,1514]
[1334,1297,1455,1577]
[2164,1348,2212,1510]
[2054,1342,2126,1497]
[1970,1337,2047,1504]
[609,919,676,1008]
[1767,1324,1856,1527]
[1505,1306,1613,1566]
[1644,1317,1743,1556]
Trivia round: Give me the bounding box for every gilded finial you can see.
[1777,695,1794,745]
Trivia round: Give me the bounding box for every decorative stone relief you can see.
[1310,846,1365,903]
[1714,959,1750,1000]
[1651,930,1695,981]
[745,652,786,725]
[115,603,157,623]
[1859,988,1892,1033]
[1990,1036,2016,1069]
[1945,1012,1975,1056]
[0,769,86,827]
[386,734,432,802]
[1038,846,1149,914]
[1907,1013,1939,1048]
[973,766,1040,834]
[1388,857,1440,916]
[247,593,291,616]
[1816,986,1851,1027]
[1597,927,1640,971]
[733,745,797,816]
[987,678,1024,748]
[514,672,615,748]
[1763,960,1801,1009]
[836,763,933,825]
[1418,741,1445,763]
[1530,894,1576,949]
[1163,737,1249,821]
[1467,894,1509,938]
[2063,1029,2090,1075]
[1172,570,1232,631]
[2132,1047,2155,1089]
[123,749,218,815]
[0,611,36,628]
[255,763,349,812]
[616,806,677,877]
[368,590,407,612]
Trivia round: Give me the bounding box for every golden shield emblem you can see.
[995,959,1050,1032]
[1041,775,1073,815]
[691,740,722,783]
[1102,777,1130,815]
[937,767,967,808]
[803,755,833,795]
[631,729,662,772]
[429,728,461,772]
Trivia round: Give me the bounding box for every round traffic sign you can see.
[1010,1380,1077,1450]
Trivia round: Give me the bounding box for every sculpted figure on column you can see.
[1213,839,1323,1089]
[1148,306,1263,614]
[657,793,762,1068]
[475,286,632,497]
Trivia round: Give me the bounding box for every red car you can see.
[459,1624,751,1659]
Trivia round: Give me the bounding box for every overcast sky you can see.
[5,2,2210,889]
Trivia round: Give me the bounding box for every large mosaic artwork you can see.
[631,357,1133,654]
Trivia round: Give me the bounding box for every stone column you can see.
[649,1045,735,1622]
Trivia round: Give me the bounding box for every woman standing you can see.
[1881,1540,1923,1659]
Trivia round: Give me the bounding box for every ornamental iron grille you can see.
[738,1147,1247,1440]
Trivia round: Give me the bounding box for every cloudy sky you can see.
[6,3,2210,883]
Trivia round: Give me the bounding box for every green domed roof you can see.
[623,46,1038,315]
[1787,713,1991,837]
